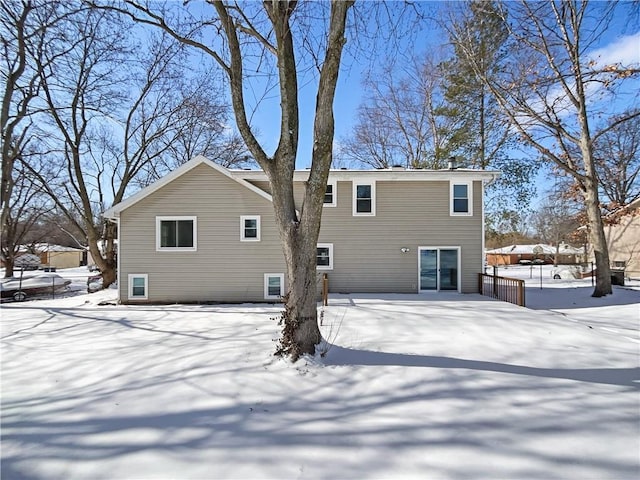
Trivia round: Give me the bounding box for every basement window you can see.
[264,273,284,300]
[128,274,148,300]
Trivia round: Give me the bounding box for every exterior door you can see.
[419,247,460,292]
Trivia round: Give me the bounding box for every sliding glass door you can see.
[419,247,460,292]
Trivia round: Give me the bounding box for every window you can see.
[450,182,472,216]
[317,243,334,270]
[613,261,626,268]
[240,215,261,241]
[323,181,337,207]
[264,273,284,300]
[128,274,148,300]
[156,216,197,251]
[353,181,375,216]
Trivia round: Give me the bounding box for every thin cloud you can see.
[587,32,640,68]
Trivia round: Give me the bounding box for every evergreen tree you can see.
[442,0,537,226]
[442,1,509,169]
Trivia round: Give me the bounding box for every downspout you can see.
[116,217,121,304]
[481,180,486,278]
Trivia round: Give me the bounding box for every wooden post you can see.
[322,273,328,306]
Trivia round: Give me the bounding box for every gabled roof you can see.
[103,155,273,219]
[605,197,640,217]
[19,243,85,253]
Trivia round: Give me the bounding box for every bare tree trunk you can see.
[583,174,612,297]
[218,0,351,359]
[575,41,613,297]
[4,256,15,278]
[279,234,322,356]
[86,221,117,288]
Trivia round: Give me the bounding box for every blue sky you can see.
[231,1,444,168]
[236,1,639,176]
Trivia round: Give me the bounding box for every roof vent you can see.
[340,167,348,170]
[391,165,405,171]
[448,157,458,170]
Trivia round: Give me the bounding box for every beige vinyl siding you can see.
[307,179,484,294]
[119,164,486,302]
[247,180,272,195]
[43,250,84,269]
[119,164,285,303]
[605,210,640,278]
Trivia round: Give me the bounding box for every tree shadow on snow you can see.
[524,285,640,310]
[323,345,640,389]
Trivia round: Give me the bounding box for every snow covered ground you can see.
[1,266,638,479]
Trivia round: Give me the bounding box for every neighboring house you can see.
[0,253,42,270]
[103,155,499,304]
[485,243,583,266]
[9,244,85,269]
[603,198,640,279]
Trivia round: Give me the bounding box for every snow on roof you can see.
[19,243,85,253]
[486,244,582,255]
[234,166,500,182]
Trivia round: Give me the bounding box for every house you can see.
[603,198,640,279]
[103,155,499,304]
[20,244,84,269]
[486,243,583,266]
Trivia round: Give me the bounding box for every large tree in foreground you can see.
[100,0,353,359]
[0,0,78,246]
[448,0,640,297]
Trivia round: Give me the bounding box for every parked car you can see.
[1,273,72,301]
[552,265,581,280]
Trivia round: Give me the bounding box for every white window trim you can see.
[240,215,261,242]
[156,216,197,251]
[128,274,148,300]
[323,180,337,207]
[352,181,376,216]
[450,181,473,217]
[317,243,334,270]
[264,273,285,300]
